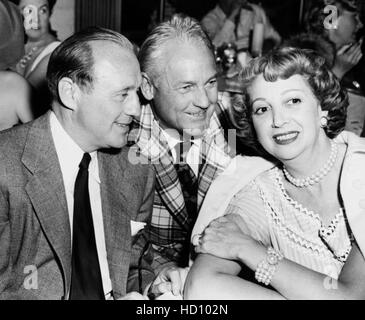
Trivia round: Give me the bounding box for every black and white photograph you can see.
[1,0,365,310]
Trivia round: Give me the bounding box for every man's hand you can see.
[193,214,254,261]
[333,40,363,80]
[149,266,189,298]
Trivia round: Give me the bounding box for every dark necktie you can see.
[174,142,198,266]
[70,153,105,300]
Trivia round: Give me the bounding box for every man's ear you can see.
[140,72,155,101]
[58,77,80,110]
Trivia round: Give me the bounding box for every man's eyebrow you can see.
[172,80,195,88]
[174,73,218,86]
[114,86,136,94]
[205,73,218,83]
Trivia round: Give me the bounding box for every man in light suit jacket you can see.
[0,27,157,300]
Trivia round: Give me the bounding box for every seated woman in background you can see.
[184,47,365,300]
[305,0,363,81]
[15,0,60,116]
[303,0,365,136]
[0,0,34,131]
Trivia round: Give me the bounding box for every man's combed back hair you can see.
[138,14,215,82]
[230,47,348,156]
[47,26,134,104]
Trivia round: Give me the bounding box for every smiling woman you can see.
[185,47,365,300]
[231,47,347,158]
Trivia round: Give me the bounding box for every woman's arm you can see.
[184,253,284,300]
[196,214,365,300]
[267,242,365,300]
[14,75,34,124]
[2,72,34,125]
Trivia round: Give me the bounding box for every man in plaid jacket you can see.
[129,15,235,296]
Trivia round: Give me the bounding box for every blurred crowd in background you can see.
[2,0,365,137]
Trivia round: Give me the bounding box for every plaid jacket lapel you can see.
[154,162,190,232]
[197,111,233,210]
[134,104,190,231]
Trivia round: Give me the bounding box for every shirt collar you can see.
[135,103,225,161]
[161,127,202,150]
[161,127,202,163]
[50,112,100,189]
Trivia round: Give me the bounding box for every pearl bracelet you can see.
[255,247,283,286]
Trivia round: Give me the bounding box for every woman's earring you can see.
[320,116,328,128]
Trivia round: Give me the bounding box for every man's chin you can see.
[107,138,128,150]
[183,127,206,138]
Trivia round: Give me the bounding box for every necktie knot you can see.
[79,153,91,170]
[175,141,193,163]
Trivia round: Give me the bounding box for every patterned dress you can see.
[225,167,353,279]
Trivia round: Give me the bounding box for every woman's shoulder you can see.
[225,169,275,245]
[0,71,30,90]
[231,167,278,202]
[255,165,278,180]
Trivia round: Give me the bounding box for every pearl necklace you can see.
[18,46,38,69]
[282,141,338,188]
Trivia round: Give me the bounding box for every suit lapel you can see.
[154,157,190,232]
[136,105,189,232]
[98,151,131,297]
[22,112,71,297]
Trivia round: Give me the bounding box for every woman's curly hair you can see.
[230,47,348,157]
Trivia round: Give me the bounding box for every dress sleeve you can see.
[224,180,271,246]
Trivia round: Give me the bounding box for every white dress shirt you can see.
[50,112,112,298]
[161,127,202,176]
